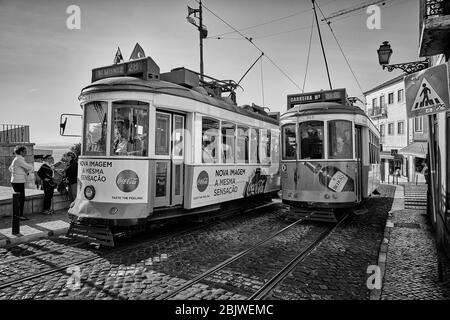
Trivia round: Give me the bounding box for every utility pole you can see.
[187,1,207,81]
[199,0,204,80]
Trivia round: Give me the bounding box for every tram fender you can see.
[68,198,151,220]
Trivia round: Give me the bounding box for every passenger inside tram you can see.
[113,121,132,155]
[202,133,217,163]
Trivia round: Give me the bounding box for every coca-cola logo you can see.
[197,171,209,193]
[244,169,268,197]
[116,170,139,193]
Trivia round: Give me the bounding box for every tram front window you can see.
[329,120,353,160]
[282,124,296,160]
[299,121,324,160]
[111,101,149,156]
[84,101,108,155]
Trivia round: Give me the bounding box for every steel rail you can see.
[248,213,349,300]
[158,213,313,300]
[0,201,279,291]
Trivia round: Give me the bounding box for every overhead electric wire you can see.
[315,0,365,96]
[208,0,338,39]
[303,14,315,92]
[196,0,302,91]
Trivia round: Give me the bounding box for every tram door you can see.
[154,112,185,207]
[355,126,363,202]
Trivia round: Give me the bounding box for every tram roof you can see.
[80,76,279,126]
[281,102,367,119]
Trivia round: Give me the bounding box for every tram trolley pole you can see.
[12,192,20,235]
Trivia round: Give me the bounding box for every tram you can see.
[62,52,281,245]
[280,89,381,222]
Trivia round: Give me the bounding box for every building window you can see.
[388,93,394,105]
[380,95,385,107]
[398,121,405,135]
[388,123,394,135]
[372,98,377,109]
[380,124,385,136]
[398,89,404,102]
[414,117,423,133]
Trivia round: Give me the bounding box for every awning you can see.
[398,142,428,158]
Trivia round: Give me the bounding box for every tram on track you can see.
[280,89,381,222]
[63,53,281,246]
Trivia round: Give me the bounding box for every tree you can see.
[70,142,81,157]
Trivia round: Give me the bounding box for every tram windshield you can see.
[282,124,296,160]
[328,120,353,160]
[84,101,108,155]
[300,121,324,160]
[111,101,149,156]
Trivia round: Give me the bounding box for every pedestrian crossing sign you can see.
[405,63,449,118]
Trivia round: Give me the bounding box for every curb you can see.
[0,223,70,248]
[369,184,405,300]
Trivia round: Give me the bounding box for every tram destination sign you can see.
[287,88,348,109]
[91,57,160,82]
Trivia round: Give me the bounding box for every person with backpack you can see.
[37,155,55,215]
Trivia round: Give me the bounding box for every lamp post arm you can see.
[382,59,430,74]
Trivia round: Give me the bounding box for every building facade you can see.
[418,0,450,257]
[364,77,428,183]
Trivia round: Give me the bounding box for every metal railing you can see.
[424,0,450,19]
[0,124,30,143]
[369,105,387,117]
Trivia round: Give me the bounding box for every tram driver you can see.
[113,121,132,155]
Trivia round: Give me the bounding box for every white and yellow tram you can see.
[65,56,281,245]
[280,89,381,222]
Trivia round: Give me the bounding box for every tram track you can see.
[158,212,349,300]
[0,201,280,293]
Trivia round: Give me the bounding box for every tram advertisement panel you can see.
[78,158,148,203]
[188,166,280,208]
[281,161,357,202]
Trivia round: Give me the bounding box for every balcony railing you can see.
[369,105,387,118]
[0,124,30,143]
[419,0,450,57]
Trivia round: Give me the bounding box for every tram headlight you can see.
[324,194,331,200]
[332,194,338,200]
[84,186,96,200]
[109,207,119,215]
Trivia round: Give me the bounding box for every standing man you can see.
[8,145,34,220]
[65,152,78,202]
[37,155,55,215]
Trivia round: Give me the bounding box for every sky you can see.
[0,0,422,144]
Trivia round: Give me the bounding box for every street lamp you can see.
[377,41,429,74]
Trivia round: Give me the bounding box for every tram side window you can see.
[282,124,296,160]
[236,126,249,164]
[328,120,353,160]
[299,121,324,160]
[271,130,280,164]
[202,117,219,163]
[260,129,271,164]
[222,122,236,164]
[84,101,108,155]
[249,128,260,164]
[111,101,149,156]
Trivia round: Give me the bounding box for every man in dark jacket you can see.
[65,152,78,202]
[37,155,55,215]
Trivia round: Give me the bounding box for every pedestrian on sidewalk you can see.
[8,145,34,220]
[37,155,55,215]
[65,151,78,202]
[422,162,429,185]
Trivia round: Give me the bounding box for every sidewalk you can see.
[0,186,71,247]
[373,183,450,300]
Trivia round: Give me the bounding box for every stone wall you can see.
[0,143,35,187]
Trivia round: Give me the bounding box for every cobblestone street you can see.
[0,184,408,301]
